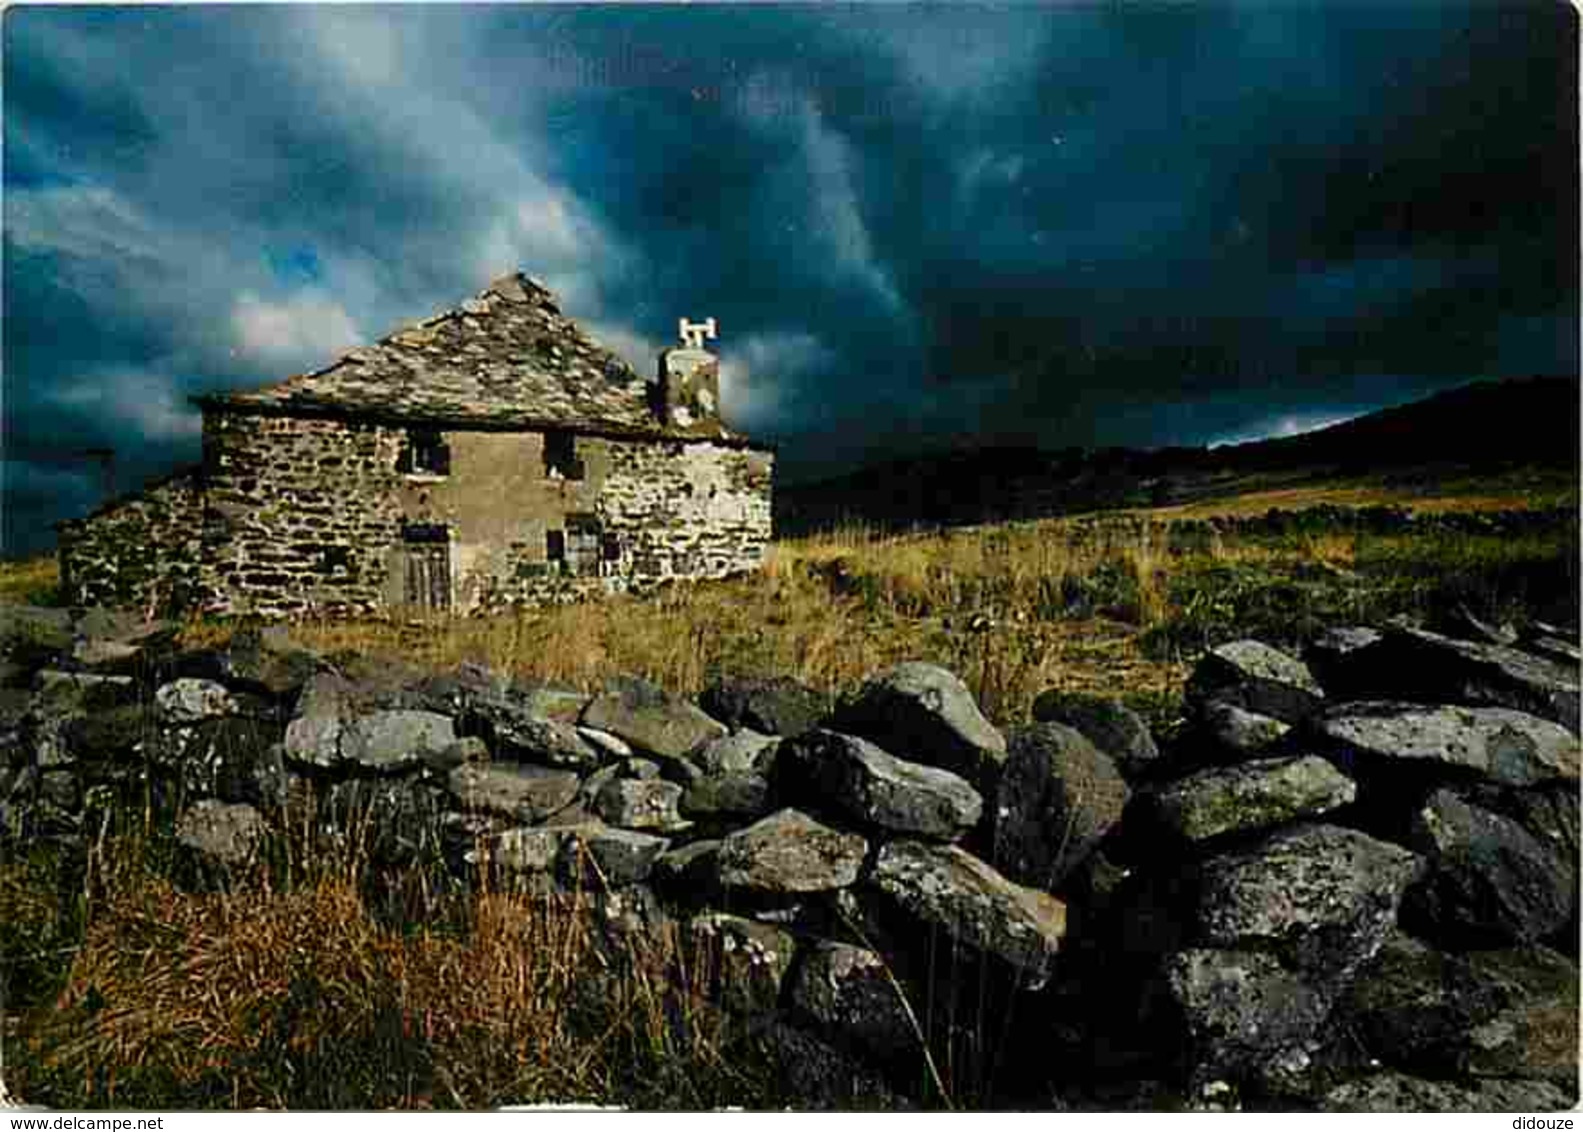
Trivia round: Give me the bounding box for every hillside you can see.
[776,377,1580,534]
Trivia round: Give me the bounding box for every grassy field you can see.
[2,487,1578,1108]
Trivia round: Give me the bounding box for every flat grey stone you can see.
[1148,755,1356,842]
[154,678,238,724]
[780,728,982,840]
[1029,691,1160,778]
[448,762,581,822]
[580,677,727,760]
[993,722,1128,890]
[340,710,456,771]
[1365,624,1580,734]
[282,672,352,767]
[1195,823,1421,981]
[577,726,635,760]
[591,777,690,832]
[176,799,266,869]
[1201,700,1291,755]
[1404,789,1576,945]
[1320,1070,1575,1113]
[712,808,867,894]
[1165,947,1330,1074]
[558,824,671,887]
[866,839,1067,988]
[490,715,604,770]
[694,729,779,776]
[1316,701,1579,787]
[1186,640,1324,724]
[830,662,1006,789]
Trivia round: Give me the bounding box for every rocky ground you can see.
[1,603,1578,1110]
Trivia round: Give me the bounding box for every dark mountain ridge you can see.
[775,377,1580,534]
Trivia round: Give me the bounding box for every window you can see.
[547,514,602,576]
[398,428,450,476]
[544,430,585,480]
[403,524,451,611]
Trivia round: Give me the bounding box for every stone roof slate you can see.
[204,273,744,444]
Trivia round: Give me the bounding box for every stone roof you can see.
[202,273,747,444]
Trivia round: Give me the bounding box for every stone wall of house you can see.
[58,408,775,619]
[57,470,205,614]
[200,411,408,618]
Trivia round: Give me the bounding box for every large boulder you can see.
[1315,702,1579,788]
[1193,823,1421,981]
[153,678,238,724]
[866,839,1067,988]
[1304,626,1385,696]
[710,809,868,895]
[557,824,671,888]
[447,763,581,823]
[699,674,829,738]
[993,722,1128,891]
[1402,789,1576,946]
[1353,624,1580,734]
[1339,931,1580,1085]
[339,710,456,772]
[1164,948,1331,1075]
[1145,756,1356,843]
[1029,691,1160,779]
[681,730,781,820]
[694,729,780,776]
[778,729,982,840]
[1320,1070,1575,1113]
[580,677,727,760]
[215,627,326,698]
[488,715,605,771]
[591,778,689,833]
[829,662,1006,790]
[1199,700,1291,758]
[791,940,919,1067]
[282,672,352,767]
[1185,640,1325,725]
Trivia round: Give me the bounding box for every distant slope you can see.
[776,377,1579,533]
[1224,377,1579,471]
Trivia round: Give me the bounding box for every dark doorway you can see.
[403,523,451,611]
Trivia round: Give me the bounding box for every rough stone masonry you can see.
[57,274,774,618]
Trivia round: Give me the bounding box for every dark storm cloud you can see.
[3,3,1576,553]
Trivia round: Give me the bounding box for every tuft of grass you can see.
[0,555,63,606]
[12,842,776,1111]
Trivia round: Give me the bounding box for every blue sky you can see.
[3,3,1577,553]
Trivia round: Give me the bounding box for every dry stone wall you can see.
[201,410,408,617]
[4,610,1577,1110]
[57,471,205,614]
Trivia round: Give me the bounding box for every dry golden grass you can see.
[1142,476,1577,520]
[285,516,1192,727]
[0,554,61,605]
[20,852,758,1110]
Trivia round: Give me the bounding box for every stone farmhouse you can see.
[57,273,774,618]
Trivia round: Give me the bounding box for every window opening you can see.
[544,430,585,480]
[398,428,450,476]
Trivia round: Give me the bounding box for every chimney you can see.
[654,317,721,430]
